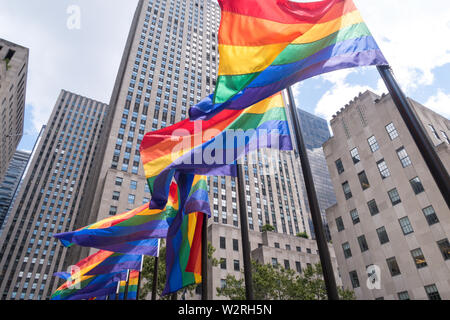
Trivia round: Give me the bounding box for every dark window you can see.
[115,177,123,186]
[437,238,450,260]
[219,237,226,249]
[350,148,360,164]
[350,209,360,225]
[409,177,424,194]
[397,291,410,300]
[112,191,120,201]
[284,260,290,270]
[342,242,352,259]
[336,217,345,232]
[335,159,344,174]
[349,271,360,288]
[386,257,401,276]
[367,199,379,216]
[274,242,280,249]
[399,217,414,235]
[376,226,390,244]
[425,284,441,300]
[422,206,439,225]
[220,258,226,270]
[109,206,118,216]
[357,235,369,252]
[232,239,239,251]
[342,181,352,200]
[388,188,401,206]
[411,248,427,269]
[233,260,240,271]
[358,171,370,190]
[295,261,302,273]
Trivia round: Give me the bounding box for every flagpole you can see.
[137,255,144,301]
[152,241,160,300]
[124,269,130,300]
[377,65,450,208]
[201,212,208,300]
[285,87,340,300]
[236,162,254,300]
[115,281,120,300]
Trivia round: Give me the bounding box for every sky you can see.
[0,0,449,152]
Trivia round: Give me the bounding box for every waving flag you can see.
[126,270,140,300]
[141,93,291,209]
[189,0,387,120]
[85,253,144,276]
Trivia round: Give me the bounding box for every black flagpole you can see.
[285,87,340,300]
[201,212,208,300]
[237,163,254,300]
[151,256,159,300]
[377,65,450,208]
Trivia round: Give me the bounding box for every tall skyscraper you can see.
[0,90,108,300]
[70,0,341,299]
[297,108,337,241]
[0,39,29,182]
[324,90,449,300]
[0,150,31,232]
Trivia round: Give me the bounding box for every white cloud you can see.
[424,90,450,119]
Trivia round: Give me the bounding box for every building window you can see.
[388,188,401,206]
[411,248,427,269]
[425,284,441,300]
[376,159,390,179]
[399,217,414,235]
[368,135,379,152]
[283,260,290,270]
[112,191,120,201]
[274,242,280,249]
[386,257,401,276]
[130,180,138,190]
[342,181,352,200]
[357,235,369,252]
[376,226,390,245]
[349,271,360,288]
[336,217,345,232]
[350,148,360,164]
[396,147,412,168]
[398,291,410,300]
[220,258,226,270]
[428,124,441,141]
[335,159,344,174]
[109,206,118,216]
[409,177,424,194]
[271,258,278,268]
[219,236,226,249]
[342,242,352,259]
[232,239,239,251]
[358,171,370,190]
[367,199,379,216]
[233,260,240,271]
[385,122,399,140]
[128,194,135,204]
[296,261,302,273]
[422,206,439,225]
[115,177,123,186]
[350,209,360,225]
[437,239,450,260]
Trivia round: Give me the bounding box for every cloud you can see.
[424,90,450,119]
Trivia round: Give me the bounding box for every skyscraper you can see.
[0,39,29,182]
[0,150,31,232]
[297,108,337,241]
[324,90,449,300]
[70,0,340,299]
[0,90,108,300]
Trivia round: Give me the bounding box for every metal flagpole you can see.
[136,255,144,301]
[152,239,161,300]
[201,212,208,300]
[236,163,254,300]
[377,65,450,208]
[115,281,120,300]
[285,87,340,300]
[123,269,130,300]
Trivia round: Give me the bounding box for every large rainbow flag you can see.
[85,253,144,276]
[189,0,388,120]
[141,93,291,209]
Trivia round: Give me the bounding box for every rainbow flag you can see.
[126,270,140,300]
[189,0,388,119]
[140,93,291,209]
[118,280,127,300]
[85,253,144,276]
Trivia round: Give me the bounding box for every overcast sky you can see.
[0,0,449,152]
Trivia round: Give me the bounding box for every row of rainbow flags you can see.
[52,0,387,300]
